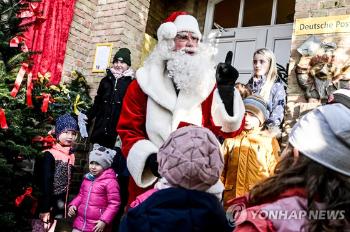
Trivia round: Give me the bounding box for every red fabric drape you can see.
[10,0,76,101]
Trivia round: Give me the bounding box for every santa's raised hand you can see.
[216,51,239,86]
[216,51,239,116]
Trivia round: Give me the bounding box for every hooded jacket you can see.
[69,168,120,232]
[120,187,231,232]
[221,130,280,209]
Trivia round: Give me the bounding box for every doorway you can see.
[204,0,295,83]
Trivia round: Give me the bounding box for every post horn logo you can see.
[226,203,247,228]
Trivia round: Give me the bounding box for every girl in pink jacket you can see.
[68,144,120,232]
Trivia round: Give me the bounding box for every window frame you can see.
[205,0,282,34]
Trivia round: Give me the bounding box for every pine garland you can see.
[0,1,92,230]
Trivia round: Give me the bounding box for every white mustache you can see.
[181,47,198,54]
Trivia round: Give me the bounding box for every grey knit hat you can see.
[157,126,223,191]
[89,144,116,169]
[243,94,268,125]
[289,103,350,176]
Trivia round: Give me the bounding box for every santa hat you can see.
[157,11,202,42]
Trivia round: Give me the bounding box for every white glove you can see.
[78,112,89,138]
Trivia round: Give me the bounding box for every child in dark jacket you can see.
[120,126,230,232]
[86,48,134,148]
[68,144,120,232]
[34,113,79,231]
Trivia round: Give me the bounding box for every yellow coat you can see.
[220,130,280,209]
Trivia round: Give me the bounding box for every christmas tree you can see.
[0,1,92,230]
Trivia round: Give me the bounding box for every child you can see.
[246,48,286,132]
[35,113,79,231]
[68,144,120,232]
[229,103,350,231]
[120,126,230,232]
[86,48,134,148]
[221,95,280,209]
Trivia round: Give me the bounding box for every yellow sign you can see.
[295,15,350,35]
[92,43,113,73]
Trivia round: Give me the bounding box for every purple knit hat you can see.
[157,126,223,191]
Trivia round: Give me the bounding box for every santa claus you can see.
[117,12,245,203]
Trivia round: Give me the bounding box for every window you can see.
[211,0,295,28]
[276,0,295,24]
[243,0,273,27]
[212,0,240,29]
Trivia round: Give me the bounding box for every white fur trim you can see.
[157,22,177,41]
[154,177,172,190]
[144,93,204,149]
[211,88,245,133]
[206,180,225,201]
[127,139,159,188]
[155,177,224,201]
[145,97,172,148]
[174,15,202,40]
[136,62,177,112]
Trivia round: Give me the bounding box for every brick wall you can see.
[64,0,208,97]
[286,0,350,136]
[63,0,150,98]
[63,0,151,182]
[62,0,97,82]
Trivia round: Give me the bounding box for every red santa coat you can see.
[117,55,245,204]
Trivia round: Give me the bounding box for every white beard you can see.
[143,40,216,95]
[166,44,216,94]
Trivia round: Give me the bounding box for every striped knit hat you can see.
[243,95,268,125]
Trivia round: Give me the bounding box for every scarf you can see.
[110,67,134,79]
[85,172,96,181]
